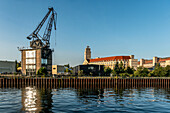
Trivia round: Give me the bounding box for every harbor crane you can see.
[27,7,57,49]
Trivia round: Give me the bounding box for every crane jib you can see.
[26,7,57,49]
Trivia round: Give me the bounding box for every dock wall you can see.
[0,78,170,89]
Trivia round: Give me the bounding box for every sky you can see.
[1,0,170,66]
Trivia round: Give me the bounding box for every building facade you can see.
[52,65,64,75]
[138,56,170,69]
[20,48,52,76]
[0,60,16,73]
[83,46,138,69]
[73,64,104,76]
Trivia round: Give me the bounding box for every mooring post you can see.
[0,78,1,88]
[168,79,169,89]
[9,79,10,88]
[51,78,53,88]
[164,79,165,88]
[63,78,66,88]
[71,78,72,87]
[166,79,167,88]
[56,78,58,88]
[3,78,4,88]
[89,78,90,89]
[161,79,162,88]
[80,78,81,89]
[6,78,7,87]
[21,78,22,86]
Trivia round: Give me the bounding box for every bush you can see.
[37,67,48,76]
[119,73,130,78]
[78,70,84,77]
[129,74,134,78]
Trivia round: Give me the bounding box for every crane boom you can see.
[42,10,57,48]
[27,7,57,49]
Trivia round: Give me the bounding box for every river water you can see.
[0,86,170,113]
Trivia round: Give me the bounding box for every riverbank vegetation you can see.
[105,61,170,77]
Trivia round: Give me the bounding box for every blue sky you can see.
[0,0,170,66]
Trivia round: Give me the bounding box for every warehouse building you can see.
[0,60,16,73]
[52,65,64,75]
[73,64,104,76]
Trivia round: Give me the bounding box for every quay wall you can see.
[0,78,170,89]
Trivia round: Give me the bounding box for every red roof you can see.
[138,61,140,65]
[144,60,152,64]
[159,57,170,62]
[89,56,131,62]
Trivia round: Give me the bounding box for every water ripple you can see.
[0,87,170,112]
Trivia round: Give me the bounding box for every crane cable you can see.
[53,29,57,64]
[53,13,57,65]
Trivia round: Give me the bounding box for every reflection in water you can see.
[22,87,40,112]
[1,85,170,112]
[21,87,52,112]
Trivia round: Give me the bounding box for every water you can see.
[1,86,170,112]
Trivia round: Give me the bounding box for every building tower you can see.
[153,56,158,67]
[83,46,91,64]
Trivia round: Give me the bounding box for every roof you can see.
[144,60,152,64]
[159,57,170,62]
[89,56,131,62]
[138,61,140,65]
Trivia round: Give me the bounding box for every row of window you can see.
[26,58,48,65]
[92,61,128,65]
[26,69,36,72]
[26,59,36,64]
[26,65,36,69]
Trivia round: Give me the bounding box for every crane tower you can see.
[19,7,57,76]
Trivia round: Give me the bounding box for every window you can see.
[26,59,36,64]
[41,59,47,64]
[26,50,36,58]
[88,67,94,70]
[26,65,36,69]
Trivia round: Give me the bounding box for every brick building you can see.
[20,48,52,76]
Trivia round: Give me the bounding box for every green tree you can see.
[164,65,170,77]
[134,66,149,77]
[152,63,165,77]
[114,62,119,75]
[125,66,134,74]
[78,70,84,76]
[37,67,48,76]
[104,67,112,76]
[65,68,70,73]
[119,61,124,73]
[111,70,117,76]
